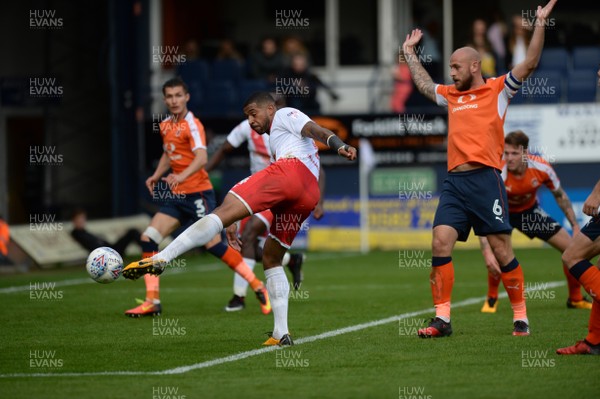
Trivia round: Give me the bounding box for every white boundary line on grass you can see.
[0,265,220,294]
[0,253,359,294]
[0,281,565,378]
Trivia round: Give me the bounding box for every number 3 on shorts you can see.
[195,199,206,218]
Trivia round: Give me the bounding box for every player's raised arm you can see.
[402,29,437,103]
[300,121,357,161]
[511,0,558,81]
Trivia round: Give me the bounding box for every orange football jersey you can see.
[501,155,560,213]
[435,74,515,172]
[159,111,212,194]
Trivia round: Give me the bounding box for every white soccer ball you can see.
[86,247,124,284]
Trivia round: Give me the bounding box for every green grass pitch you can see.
[0,248,598,398]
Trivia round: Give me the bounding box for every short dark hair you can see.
[243,91,275,108]
[162,77,188,96]
[505,130,529,149]
[71,207,87,220]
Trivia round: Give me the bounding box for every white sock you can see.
[155,214,223,263]
[265,266,290,340]
[281,251,291,266]
[233,258,255,297]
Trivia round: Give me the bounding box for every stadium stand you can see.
[537,48,570,72]
[572,46,600,70]
[566,68,598,102]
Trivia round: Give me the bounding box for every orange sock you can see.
[586,300,600,345]
[430,257,454,321]
[487,271,501,299]
[500,258,527,322]
[142,250,159,301]
[221,247,262,291]
[570,260,600,301]
[563,264,583,302]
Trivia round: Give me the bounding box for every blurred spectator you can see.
[182,39,201,61]
[0,215,12,266]
[216,39,244,66]
[282,53,339,114]
[390,50,413,113]
[468,19,496,78]
[487,11,508,74]
[251,37,284,83]
[419,21,443,81]
[281,36,310,67]
[508,15,531,69]
[70,208,142,257]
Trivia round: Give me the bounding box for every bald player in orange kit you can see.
[402,0,558,337]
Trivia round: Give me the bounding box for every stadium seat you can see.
[566,69,597,103]
[238,79,270,106]
[538,48,570,72]
[525,70,563,104]
[572,46,600,70]
[177,60,209,84]
[211,59,243,83]
[201,81,238,117]
[185,81,205,114]
[176,60,210,113]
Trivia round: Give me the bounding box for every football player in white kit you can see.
[206,115,325,312]
[122,92,356,346]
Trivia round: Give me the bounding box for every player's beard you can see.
[456,74,473,91]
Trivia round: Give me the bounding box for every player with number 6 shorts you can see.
[402,0,558,338]
[124,78,270,317]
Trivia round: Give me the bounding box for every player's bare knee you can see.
[561,247,579,268]
[492,247,510,265]
[431,235,452,255]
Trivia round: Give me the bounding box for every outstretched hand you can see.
[536,0,557,23]
[402,29,423,55]
[339,145,357,161]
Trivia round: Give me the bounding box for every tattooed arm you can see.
[402,29,437,103]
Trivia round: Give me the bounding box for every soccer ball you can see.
[86,247,124,284]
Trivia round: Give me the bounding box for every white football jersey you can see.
[267,107,320,179]
[226,120,271,174]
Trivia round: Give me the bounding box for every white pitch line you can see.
[0,281,565,379]
[0,264,225,294]
[0,253,358,294]
[0,278,94,294]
